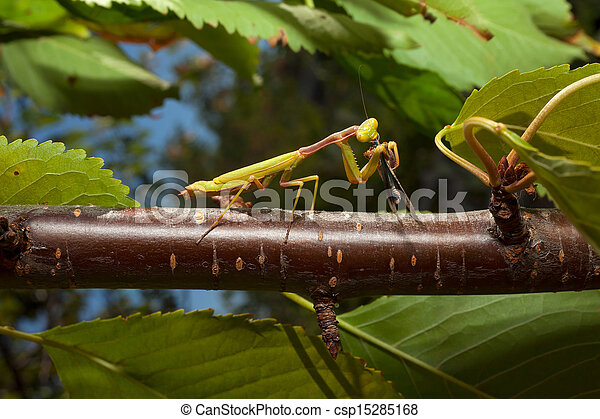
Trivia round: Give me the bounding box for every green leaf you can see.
[0,0,90,39]
[58,1,260,80]
[339,292,600,398]
[366,0,422,16]
[0,35,177,117]
[0,0,67,27]
[174,21,260,82]
[0,136,136,206]
[57,0,169,24]
[497,128,600,253]
[444,64,600,170]
[335,53,463,132]
[26,310,400,398]
[521,0,576,38]
[68,0,416,54]
[335,0,583,90]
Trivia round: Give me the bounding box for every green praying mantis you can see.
[183,118,409,244]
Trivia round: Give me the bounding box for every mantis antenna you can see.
[358,65,369,120]
[357,66,417,217]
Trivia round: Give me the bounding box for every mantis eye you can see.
[357,118,379,142]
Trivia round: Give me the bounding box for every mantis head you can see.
[357,118,379,142]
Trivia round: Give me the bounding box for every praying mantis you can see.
[183,118,404,244]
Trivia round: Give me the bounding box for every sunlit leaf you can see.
[60,1,259,79]
[443,64,600,170]
[36,310,400,398]
[0,0,66,27]
[67,0,416,54]
[0,0,89,39]
[0,136,136,206]
[57,0,167,24]
[335,0,583,90]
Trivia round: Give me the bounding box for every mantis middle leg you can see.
[279,169,319,242]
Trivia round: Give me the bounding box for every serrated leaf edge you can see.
[1,136,137,206]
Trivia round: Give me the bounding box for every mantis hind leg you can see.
[196,176,264,245]
[280,174,319,242]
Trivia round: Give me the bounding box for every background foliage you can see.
[0,0,599,398]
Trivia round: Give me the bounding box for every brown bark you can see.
[311,287,341,359]
[490,157,530,245]
[0,205,598,297]
[488,187,528,244]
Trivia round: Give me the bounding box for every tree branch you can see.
[0,206,598,297]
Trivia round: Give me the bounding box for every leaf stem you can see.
[508,72,600,167]
[0,325,167,398]
[283,293,493,399]
[434,125,491,186]
[0,326,45,345]
[462,117,502,187]
[504,171,537,194]
[283,292,316,311]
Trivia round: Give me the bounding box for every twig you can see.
[0,206,597,295]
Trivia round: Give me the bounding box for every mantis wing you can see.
[378,154,417,218]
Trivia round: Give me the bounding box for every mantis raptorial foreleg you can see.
[338,141,395,184]
[365,139,416,216]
